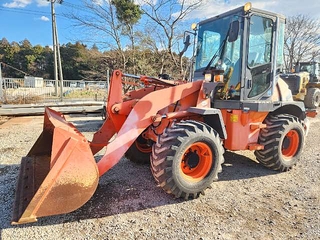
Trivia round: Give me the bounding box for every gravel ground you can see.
[0,113,319,240]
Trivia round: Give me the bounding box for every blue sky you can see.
[0,0,320,48]
[0,0,76,46]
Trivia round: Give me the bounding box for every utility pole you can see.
[49,0,64,101]
[0,62,3,101]
[50,0,58,97]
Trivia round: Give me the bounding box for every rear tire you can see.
[151,120,224,199]
[125,134,152,164]
[255,114,305,171]
[304,88,320,108]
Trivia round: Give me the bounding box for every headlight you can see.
[204,73,212,82]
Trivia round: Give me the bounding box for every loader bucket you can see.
[12,108,99,224]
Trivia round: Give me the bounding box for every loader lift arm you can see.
[90,70,177,154]
[90,70,206,176]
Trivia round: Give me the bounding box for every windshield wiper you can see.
[202,28,230,75]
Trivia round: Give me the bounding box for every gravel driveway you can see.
[0,113,319,240]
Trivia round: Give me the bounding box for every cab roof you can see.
[198,5,286,26]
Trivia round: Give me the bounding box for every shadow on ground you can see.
[219,151,277,181]
[0,149,277,230]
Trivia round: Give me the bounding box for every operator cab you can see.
[296,61,320,82]
[192,3,286,108]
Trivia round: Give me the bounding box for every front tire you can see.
[304,88,320,108]
[151,120,224,199]
[255,114,305,171]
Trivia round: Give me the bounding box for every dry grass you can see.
[1,87,108,105]
[0,95,44,104]
[64,89,106,99]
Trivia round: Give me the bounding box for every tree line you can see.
[0,38,191,80]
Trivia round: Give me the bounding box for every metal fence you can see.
[0,78,108,104]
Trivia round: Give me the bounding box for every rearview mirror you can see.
[179,34,191,56]
[228,20,239,42]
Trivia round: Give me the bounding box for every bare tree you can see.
[135,25,171,75]
[64,0,201,79]
[284,15,320,71]
[65,0,129,70]
[141,0,202,78]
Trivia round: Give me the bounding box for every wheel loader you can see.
[281,61,320,108]
[12,2,316,224]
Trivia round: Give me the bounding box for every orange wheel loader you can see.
[12,3,316,224]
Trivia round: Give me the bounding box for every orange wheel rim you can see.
[180,142,213,182]
[282,130,299,159]
[135,141,151,153]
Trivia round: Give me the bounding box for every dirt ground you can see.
[0,116,10,125]
[0,113,319,240]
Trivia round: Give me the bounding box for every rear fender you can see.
[270,104,305,120]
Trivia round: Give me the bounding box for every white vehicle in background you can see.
[77,82,86,89]
[46,82,54,87]
[98,82,106,89]
[70,82,77,88]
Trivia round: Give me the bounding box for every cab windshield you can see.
[196,15,242,68]
[195,13,242,87]
[299,63,315,75]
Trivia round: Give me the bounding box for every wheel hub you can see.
[282,129,299,158]
[283,137,290,149]
[184,150,200,169]
[180,142,213,181]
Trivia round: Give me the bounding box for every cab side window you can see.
[247,15,273,98]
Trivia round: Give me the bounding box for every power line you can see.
[63,1,86,9]
[1,62,30,76]
[62,1,101,14]
[0,2,96,18]
[0,7,50,16]
[0,6,69,19]
[0,6,50,15]
[62,2,84,10]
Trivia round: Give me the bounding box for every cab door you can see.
[243,14,274,100]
